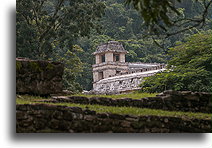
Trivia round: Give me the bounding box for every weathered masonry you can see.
[92,41,165,94]
[16,91,212,133]
[92,41,128,82]
[16,58,64,95]
[16,103,212,133]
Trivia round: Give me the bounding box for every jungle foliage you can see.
[126,0,212,37]
[76,0,211,91]
[16,0,212,92]
[16,0,105,92]
[140,31,212,93]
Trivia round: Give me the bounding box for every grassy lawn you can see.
[16,95,212,120]
[70,92,158,99]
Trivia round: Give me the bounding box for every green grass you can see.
[16,95,212,120]
[54,102,212,120]
[70,92,158,99]
[16,94,49,104]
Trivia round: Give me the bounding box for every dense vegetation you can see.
[16,0,105,92]
[76,0,212,91]
[126,0,212,37]
[140,31,212,93]
[16,0,212,92]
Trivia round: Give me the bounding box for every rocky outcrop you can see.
[46,90,212,113]
[16,104,212,133]
[16,58,64,95]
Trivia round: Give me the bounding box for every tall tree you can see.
[16,0,105,92]
[140,31,212,93]
[125,0,212,37]
[17,0,105,59]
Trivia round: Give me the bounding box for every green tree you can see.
[17,0,105,59]
[16,0,105,92]
[74,0,211,91]
[140,31,212,93]
[125,0,212,37]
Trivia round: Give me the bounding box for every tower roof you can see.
[93,41,128,55]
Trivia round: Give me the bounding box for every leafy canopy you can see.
[140,31,212,93]
[16,0,105,92]
[17,0,105,59]
[125,0,212,37]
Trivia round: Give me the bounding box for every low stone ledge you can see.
[16,104,212,133]
[48,91,212,113]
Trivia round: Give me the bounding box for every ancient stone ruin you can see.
[92,41,165,94]
[16,90,212,133]
[43,90,212,113]
[16,58,64,95]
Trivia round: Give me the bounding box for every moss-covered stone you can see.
[29,61,42,72]
[46,63,54,70]
[131,121,145,129]
[16,104,212,133]
[16,58,64,95]
[16,61,22,70]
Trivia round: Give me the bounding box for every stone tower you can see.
[92,41,128,83]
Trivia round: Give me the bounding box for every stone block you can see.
[97,113,108,118]
[163,90,180,95]
[16,58,64,95]
[69,107,83,113]
[108,113,125,120]
[70,96,90,104]
[84,115,96,121]
[63,111,73,121]
[16,111,28,120]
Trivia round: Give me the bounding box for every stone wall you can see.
[16,104,211,133]
[16,58,64,95]
[93,75,142,94]
[49,91,212,113]
[92,62,129,82]
[93,69,165,94]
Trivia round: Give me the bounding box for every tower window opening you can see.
[114,54,120,62]
[101,54,105,63]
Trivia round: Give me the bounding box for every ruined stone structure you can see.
[92,41,165,94]
[16,90,212,133]
[16,103,212,133]
[16,58,64,95]
[49,91,212,113]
